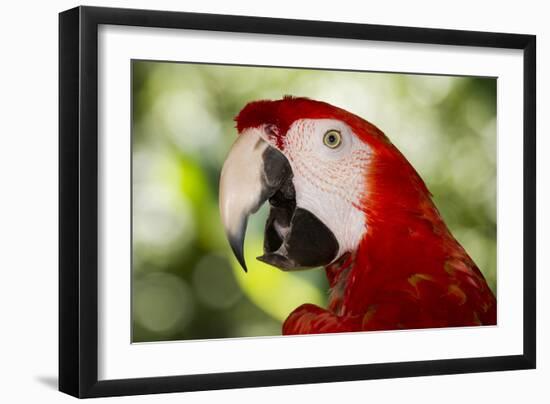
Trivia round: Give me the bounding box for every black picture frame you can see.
[59,5,536,398]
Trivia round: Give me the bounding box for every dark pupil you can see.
[328,134,336,144]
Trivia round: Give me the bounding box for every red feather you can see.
[236,97,496,335]
[235,96,387,149]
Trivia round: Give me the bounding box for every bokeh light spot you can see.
[192,254,242,309]
[133,272,194,335]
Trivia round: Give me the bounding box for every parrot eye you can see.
[323,130,342,149]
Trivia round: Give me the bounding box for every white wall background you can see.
[0,0,546,402]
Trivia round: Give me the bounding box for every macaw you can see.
[219,96,496,335]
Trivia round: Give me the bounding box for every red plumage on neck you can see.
[316,134,497,332]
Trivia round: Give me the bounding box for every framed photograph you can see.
[59,6,536,398]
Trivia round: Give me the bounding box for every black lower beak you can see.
[258,182,339,270]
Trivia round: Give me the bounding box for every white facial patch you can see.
[281,119,371,260]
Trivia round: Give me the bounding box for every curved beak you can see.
[219,130,291,271]
[220,129,339,272]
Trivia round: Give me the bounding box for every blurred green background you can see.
[131,60,496,342]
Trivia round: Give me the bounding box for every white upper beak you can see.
[219,130,269,271]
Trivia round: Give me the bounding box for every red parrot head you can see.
[219,96,432,272]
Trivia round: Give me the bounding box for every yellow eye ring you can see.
[323,130,342,149]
